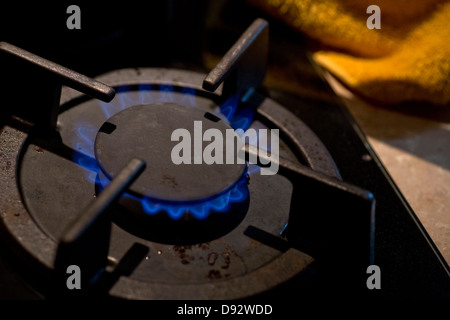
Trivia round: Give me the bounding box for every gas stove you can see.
[0,1,449,301]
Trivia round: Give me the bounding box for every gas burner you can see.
[95,103,247,205]
[94,102,251,243]
[0,15,448,300]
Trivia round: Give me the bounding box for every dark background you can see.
[0,1,270,75]
[0,1,282,124]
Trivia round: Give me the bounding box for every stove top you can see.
[0,1,448,301]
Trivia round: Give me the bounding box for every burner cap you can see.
[95,103,247,202]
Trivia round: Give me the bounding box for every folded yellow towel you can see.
[251,0,450,105]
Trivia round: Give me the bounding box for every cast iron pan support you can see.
[202,18,268,103]
[246,145,376,294]
[54,158,147,297]
[204,18,376,294]
[0,41,115,134]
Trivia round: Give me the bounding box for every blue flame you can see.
[138,177,248,220]
[219,95,254,131]
[180,87,196,106]
[73,85,252,220]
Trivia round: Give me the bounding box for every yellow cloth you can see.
[250,0,450,105]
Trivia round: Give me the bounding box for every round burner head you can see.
[94,103,247,202]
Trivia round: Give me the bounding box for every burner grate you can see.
[1,19,377,300]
